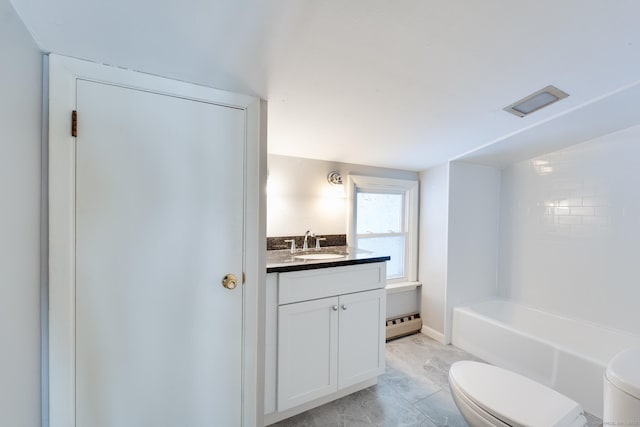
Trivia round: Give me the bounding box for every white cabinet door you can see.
[338,289,386,389]
[74,79,245,426]
[277,297,339,411]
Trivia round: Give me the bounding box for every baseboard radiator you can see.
[385,312,422,341]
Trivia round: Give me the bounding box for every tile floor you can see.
[272,333,603,427]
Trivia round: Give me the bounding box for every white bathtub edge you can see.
[451,300,616,418]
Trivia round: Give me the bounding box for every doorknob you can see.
[222,274,238,290]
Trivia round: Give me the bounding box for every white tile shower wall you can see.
[267,154,417,237]
[498,124,640,335]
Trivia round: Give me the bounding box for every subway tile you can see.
[571,224,596,239]
[554,224,572,237]
[579,188,598,198]
[558,216,582,225]
[582,197,609,207]
[558,198,583,207]
[570,207,595,216]
[582,216,609,225]
[596,225,612,238]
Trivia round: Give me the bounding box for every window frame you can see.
[347,175,419,283]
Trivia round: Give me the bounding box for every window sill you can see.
[385,281,421,294]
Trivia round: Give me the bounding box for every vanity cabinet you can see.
[277,289,385,411]
[265,262,386,422]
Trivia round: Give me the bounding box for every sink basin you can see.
[294,253,346,260]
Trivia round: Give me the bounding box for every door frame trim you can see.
[47,54,266,426]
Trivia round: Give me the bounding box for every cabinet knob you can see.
[332,305,338,311]
[341,304,347,310]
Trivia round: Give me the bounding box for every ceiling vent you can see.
[503,85,569,117]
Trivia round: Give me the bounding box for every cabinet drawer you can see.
[278,262,386,305]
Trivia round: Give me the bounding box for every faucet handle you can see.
[283,239,296,254]
[315,237,327,250]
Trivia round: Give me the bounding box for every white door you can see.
[74,79,245,426]
[277,297,339,411]
[338,289,386,389]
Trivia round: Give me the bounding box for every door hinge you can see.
[242,272,246,285]
[71,110,78,137]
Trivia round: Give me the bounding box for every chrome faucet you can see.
[303,230,315,251]
[283,239,296,254]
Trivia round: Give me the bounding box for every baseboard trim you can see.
[421,325,447,344]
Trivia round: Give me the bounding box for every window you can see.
[348,175,418,283]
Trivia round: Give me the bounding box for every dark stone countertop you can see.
[266,246,390,273]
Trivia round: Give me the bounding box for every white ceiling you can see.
[10,0,640,170]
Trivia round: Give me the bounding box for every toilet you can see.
[604,346,640,425]
[449,361,586,426]
[449,346,640,427]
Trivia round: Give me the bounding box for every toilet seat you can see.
[606,345,640,398]
[449,374,510,427]
[449,361,586,427]
[603,345,640,425]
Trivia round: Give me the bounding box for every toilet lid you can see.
[449,361,584,427]
[606,345,640,398]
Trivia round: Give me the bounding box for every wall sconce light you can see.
[327,171,343,185]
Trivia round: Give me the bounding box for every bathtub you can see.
[452,299,640,418]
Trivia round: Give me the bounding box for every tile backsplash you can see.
[267,234,347,251]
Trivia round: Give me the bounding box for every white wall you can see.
[0,0,42,425]
[498,125,640,335]
[445,162,500,342]
[267,154,417,237]
[418,164,449,342]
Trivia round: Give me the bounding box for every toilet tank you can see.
[604,346,640,425]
